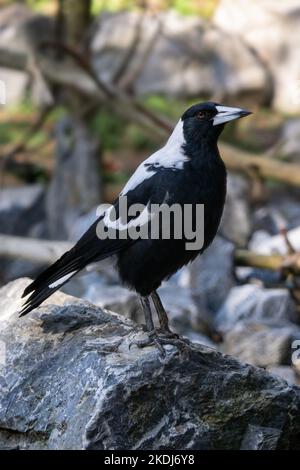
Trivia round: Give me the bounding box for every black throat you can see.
[182,121,225,172]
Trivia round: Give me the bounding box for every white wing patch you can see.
[120,119,188,196]
[49,271,77,288]
[102,204,152,231]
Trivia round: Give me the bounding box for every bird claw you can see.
[129,329,190,358]
[129,330,166,358]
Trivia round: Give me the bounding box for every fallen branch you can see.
[235,248,300,275]
[221,143,300,188]
[2,47,300,187]
[0,235,71,265]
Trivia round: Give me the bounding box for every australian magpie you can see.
[20,102,251,355]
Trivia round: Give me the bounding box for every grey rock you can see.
[82,283,142,324]
[68,274,214,339]
[215,284,297,333]
[0,184,45,235]
[157,284,213,337]
[46,117,102,240]
[0,185,45,284]
[214,0,300,113]
[249,226,300,255]
[240,424,282,450]
[252,190,300,235]
[0,5,54,106]
[189,236,235,314]
[220,174,252,247]
[2,259,44,285]
[69,207,99,241]
[0,278,300,450]
[223,323,300,367]
[270,119,300,161]
[91,11,268,102]
[267,366,299,386]
[0,4,32,104]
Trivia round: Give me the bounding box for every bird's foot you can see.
[130,329,166,357]
[129,329,190,358]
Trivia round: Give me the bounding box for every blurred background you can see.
[1,0,300,383]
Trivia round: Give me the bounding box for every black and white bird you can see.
[20,102,251,354]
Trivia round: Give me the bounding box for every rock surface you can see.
[214,0,300,113]
[0,184,46,283]
[0,4,53,106]
[267,366,300,386]
[46,118,102,240]
[215,284,298,333]
[91,10,268,103]
[270,119,300,161]
[0,184,45,236]
[220,174,252,247]
[222,323,299,368]
[189,236,235,314]
[0,278,300,450]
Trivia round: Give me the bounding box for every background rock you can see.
[214,0,300,113]
[0,184,44,236]
[0,4,54,106]
[220,174,252,246]
[222,323,300,367]
[91,10,268,103]
[0,278,300,450]
[269,119,300,161]
[189,236,235,314]
[215,284,298,333]
[267,366,299,386]
[45,118,102,240]
[0,185,46,283]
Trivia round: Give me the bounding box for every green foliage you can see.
[26,0,50,9]
[144,95,190,119]
[0,122,26,145]
[173,0,219,18]
[5,0,218,18]
[90,110,125,150]
[90,109,156,152]
[92,0,135,15]
[125,124,156,152]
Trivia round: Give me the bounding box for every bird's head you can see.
[181,102,252,143]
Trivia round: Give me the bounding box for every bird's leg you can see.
[151,291,190,344]
[151,290,171,332]
[129,294,191,358]
[140,295,155,333]
[134,295,166,357]
[151,290,180,339]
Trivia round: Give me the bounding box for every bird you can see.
[19,102,251,355]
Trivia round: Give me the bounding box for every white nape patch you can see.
[49,271,77,289]
[120,119,188,196]
[213,105,244,126]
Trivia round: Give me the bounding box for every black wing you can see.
[19,159,184,316]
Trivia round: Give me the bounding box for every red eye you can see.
[197,111,207,119]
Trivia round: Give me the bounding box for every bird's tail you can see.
[19,218,131,316]
[20,252,83,317]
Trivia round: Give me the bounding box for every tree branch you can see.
[2,47,300,187]
[0,235,72,265]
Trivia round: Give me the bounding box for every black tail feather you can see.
[19,218,133,317]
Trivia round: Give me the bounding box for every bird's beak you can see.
[213,105,252,126]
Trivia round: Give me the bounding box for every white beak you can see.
[213,105,252,126]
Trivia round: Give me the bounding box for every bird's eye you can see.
[197,111,208,119]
